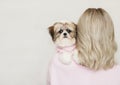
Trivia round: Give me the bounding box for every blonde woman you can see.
[77,8,118,70]
[48,8,120,85]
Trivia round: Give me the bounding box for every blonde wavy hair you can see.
[77,8,117,70]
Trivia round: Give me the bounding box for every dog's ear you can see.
[72,22,77,29]
[72,22,77,31]
[71,22,77,39]
[48,25,54,41]
[74,23,77,28]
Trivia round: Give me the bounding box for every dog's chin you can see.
[55,38,76,47]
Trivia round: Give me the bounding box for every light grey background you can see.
[0,0,120,85]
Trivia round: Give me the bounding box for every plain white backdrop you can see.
[0,0,120,85]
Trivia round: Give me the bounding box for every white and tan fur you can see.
[48,21,80,64]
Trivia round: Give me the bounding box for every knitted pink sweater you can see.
[48,53,120,85]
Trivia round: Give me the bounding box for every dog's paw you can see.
[73,50,80,64]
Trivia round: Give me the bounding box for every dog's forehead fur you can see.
[53,22,76,32]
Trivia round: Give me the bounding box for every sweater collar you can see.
[56,44,76,53]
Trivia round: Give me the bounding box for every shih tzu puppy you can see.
[48,21,80,64]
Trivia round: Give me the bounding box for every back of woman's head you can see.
[77,8,117,70]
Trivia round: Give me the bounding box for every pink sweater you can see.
[48,53,120,85]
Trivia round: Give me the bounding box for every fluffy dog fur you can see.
[48,21,80,64]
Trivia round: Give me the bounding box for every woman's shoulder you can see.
[114,64,120,72]
[106,64,120,77]
[113,64,120,70]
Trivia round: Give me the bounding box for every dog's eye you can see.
[66,29,72,33]
[58,29,63,33]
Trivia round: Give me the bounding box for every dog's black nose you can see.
[63,33,67,36]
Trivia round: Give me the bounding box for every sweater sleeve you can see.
[47,60,53,85]
[47,56,57,85]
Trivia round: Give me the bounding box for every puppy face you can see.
[48,22,77,47]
